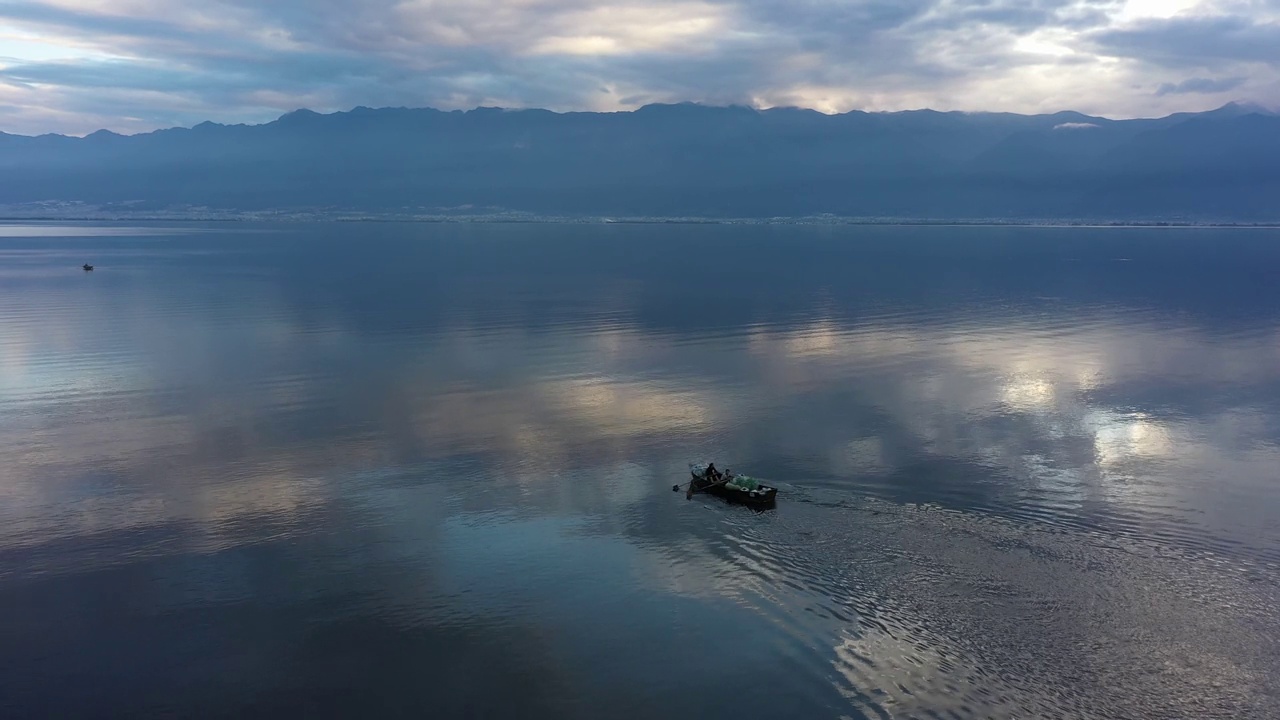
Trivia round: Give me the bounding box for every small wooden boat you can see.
[82,264,94,271]
[685,463,778,509]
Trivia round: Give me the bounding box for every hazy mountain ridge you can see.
[1,102,1277,220]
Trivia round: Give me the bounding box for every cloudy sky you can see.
[0,0,1278,135]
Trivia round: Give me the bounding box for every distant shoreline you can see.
[2,214,1278,228]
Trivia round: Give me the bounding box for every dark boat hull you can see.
[688,469,778,509]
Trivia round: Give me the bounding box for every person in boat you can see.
[705,463,720,482]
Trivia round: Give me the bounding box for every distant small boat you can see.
[82,264,94,271]
[684,463,778,508]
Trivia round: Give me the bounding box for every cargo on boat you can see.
[685,463,778,508]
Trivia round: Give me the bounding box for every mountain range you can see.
[1,101,1277,220]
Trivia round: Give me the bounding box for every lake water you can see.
[1,222,1278,719]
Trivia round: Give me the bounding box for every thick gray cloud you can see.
[0,0,1276,135]
[1093,16,1280,66]
[1156,75,1247,95]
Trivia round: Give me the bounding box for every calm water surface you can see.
[2,222,1278,718]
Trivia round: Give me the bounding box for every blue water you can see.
[2,222,1278,718]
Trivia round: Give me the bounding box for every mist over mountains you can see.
[1,101,1277,220]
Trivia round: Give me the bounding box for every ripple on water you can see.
[673,489,1280,719]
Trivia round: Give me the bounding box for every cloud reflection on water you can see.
[3,263,1280,559]
[3,224,1280,718]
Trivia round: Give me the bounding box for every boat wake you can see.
[673,487,1279,719]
